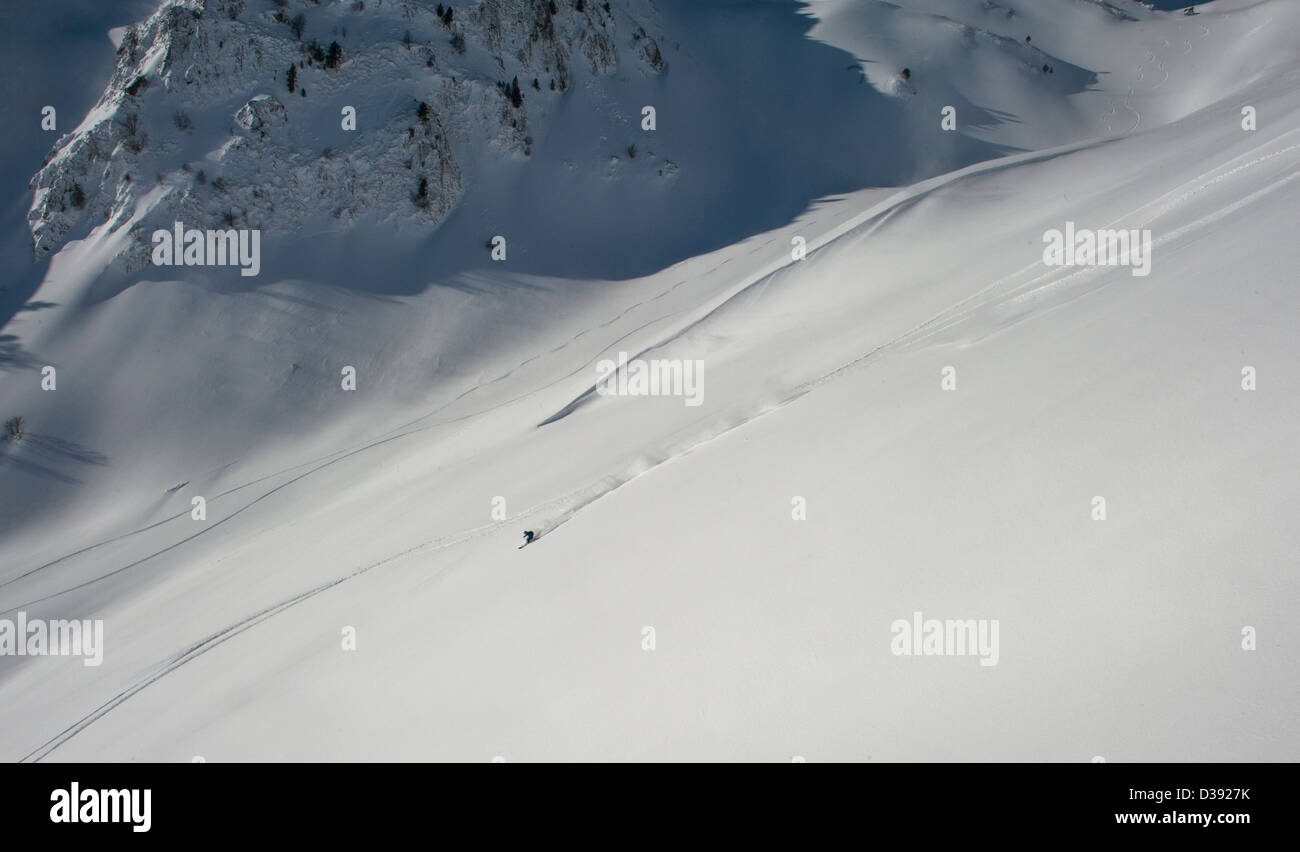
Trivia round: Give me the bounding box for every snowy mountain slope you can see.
[9,0,1269,552]
[806,0,1299,148]
[1,0,1298,760]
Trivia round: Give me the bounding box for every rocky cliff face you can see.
[27,0,663,269]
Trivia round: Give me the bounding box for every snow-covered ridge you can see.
[26,0,662,267]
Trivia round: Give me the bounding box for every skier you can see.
[897,67,916,96]
[521,530,536,547]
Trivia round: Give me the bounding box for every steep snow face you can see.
[25,0,659,267]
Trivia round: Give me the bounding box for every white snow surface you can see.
[1,0,1298,761]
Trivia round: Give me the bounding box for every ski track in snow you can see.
[1,288,707,599]
[884,129,1300,347]
[17,452,671,761]
[1104,16,1211,137]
